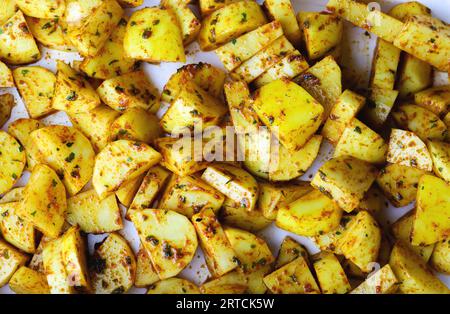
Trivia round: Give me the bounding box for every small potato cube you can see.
[123,7,185,62]
[200,271,247,294]
[350,264,398,294]
[311,156,378,213]
[148,278,200,294]
[0,61,14,87]
[414,85,450,116]
[275,236,309,269]
[369,39,401,90]
[135,247,159,288]
[363,87,398,129]
[0,239,28,287]
[265,0,302,46]
[430,240,450,274]
[110,108,161,144]
[427,140,450,183]
[312,251,351,294]
[312,215,355,255]
[0,202,36,253]
[9,266,50,294]
[0,93,14,128]
[396,55,432,99]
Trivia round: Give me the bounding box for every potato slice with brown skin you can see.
[0,130,26,195]
[0,93,14,127]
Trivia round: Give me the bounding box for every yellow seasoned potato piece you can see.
[199,0,240,17]
[52,61,100,114]
[0,131,26,194]
[312,215,354,255]
[369,39,401,90]
[322,90,365,144]
[363,87,399,129]
[263,256,320,294]
[8,118,43,171]
[30,125,95,196]
[79,17,138,79]
[16,0,64,19]
[387,129,432,171]
[0,202,35,254]
[66,190,122,234]
[201,164,259,211]
[29,236,50,273]
[0,0,17,25]
[200,271,247,294]
[294,56,342,120]
[334,119,387,164]
[0,93,14,127]
[350,264,398,294]
[130,166,171,211]
[0,61,14,87]
[160,82,227,134]
[19,164,66,238]
[312,156,378,213]
[12,66,55,119]
[264,0,301,46]
[391,211,434,262]
[389,241,449,294]
[9,266,50,294]
[216,21,283,72]
[110,108,161,144]
[148,278,200,294]
[129,209,198,280]
[115,173,144,207]
[0,10,40,64]
[67,0,123,57]
[220,201,272,233]
[253,78,323,152]
[312,251,351,294]
[162,0,200,46]
[337,211,381,272]
[393,104,447,142]
[277,189,342,237]
[396,54,432,99]
[124,7,185,62]
[118,0,143,7]
[0,239,28,287]
[357,185,384,216]
[0,187,24,204]
[412,175,450,246]
[162,63,226,103]
[97,71,160,113]
[198,1,267,51]
[428,141,450,183]
[393,15,450,73]
[326,0,403,43]
[159,175,224,218]
[192,209,237,277]
[275,236,309,269]
[135,247,159,288]
[93,140,161,199]
[389,1,431,21]
[91,233,136,294]
[42,237,74,294]
[414,85,450,116]
[430,240,450,274]
[377,163,427,207]
[298,12,343,61]
[26,17,75,51]
[69,105,120,152]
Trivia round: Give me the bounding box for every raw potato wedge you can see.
[69,105,120,152]
[220,201,272,233]
[0,0,17,25]
[0,131,26,194]
[311,156,378,213]
[412,175,450,246]
[30,125,95,196]
[264,0,302,46]
[369,39,401,90]
[8,118,43,171]
[334,118,387,164]
[0,202,36,254]
[337,210,381,272]
[19,164,66,238]
[123,7,185,62]
[427,140,450,183]
[162,63,226,103]
[275,236,310,269]
[253,78,323,152]
[42,237,74,294]
[115,173,144,207]
[392,104,447,142]
[130,166,171,211]
[67,0,123,57]
[110,108,161,143]
[16,0,65,19]
[159,175,224,218]
[201,164,259,211]
[198,1,267,51]
[0,239,28,287]
[363,87,399,129]
[377,163,428,207]
[129,209,198,280]
[97,71,160,113]
[93,140,161,199]
[322,90,365,144]
[12,66,56,119]
[430,240,450,274]
[52,61,101,114]
[0,93,14,127]
[0,10,40,64]
[389,241,449,294]
[386,129,432,172]
[66,190,123,234]
[216,21,283,72]
[298,12,343,60]
[79,17,138,79]
[90,233,136,294]
[135,247,159,288]
[147,278,200,294]
[350,264,398,294]
[414,85,450,116]
[200,271,247,294]
[25,17,75,51]
[276,189,342,237]
[192,209,238,277]
[9,266,50,294]
[312,251,351,294]
[263,256,320,294]
[161,0,201,46]
[0,61,14,87]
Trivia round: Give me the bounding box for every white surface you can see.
[1,0,449,294]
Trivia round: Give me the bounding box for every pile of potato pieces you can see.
[0,0,449,294]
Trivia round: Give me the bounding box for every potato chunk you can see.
[130,166,171,210]
[135,247,159,288]
[312,251,351,294]
[0,93,14,127]
[0,239,28,287]
[8,118,43,171]
[430,240,450,274]
[265,0,301,46]
[0,131,26,194]
[9,266,50,294]
[200,271,247,294]
[110,108,161,144]
[0,202,36,253]
[42,237,74,294]
[428,140,450,183]
[26,17,75,52]
[0,61,14,87]
[350,264,398,294]
[363,87,398,129]
[369,39,401,90]
[414,85,450,116]
[148,278,200,294]
[16,0,64,19]
[162,0,201,46]
[275,236,309,269]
